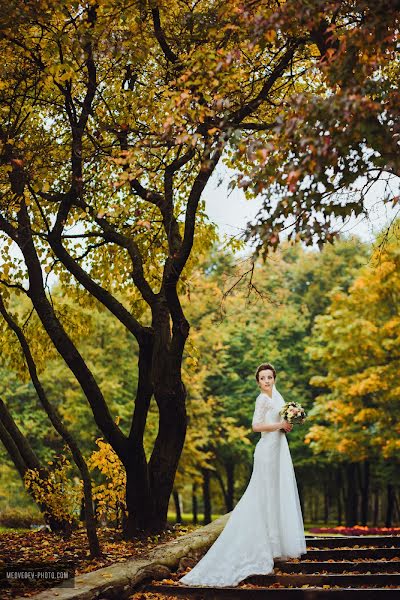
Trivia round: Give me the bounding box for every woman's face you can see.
[258,369,275,394]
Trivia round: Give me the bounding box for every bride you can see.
[179,363,306,587]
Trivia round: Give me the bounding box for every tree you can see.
[177,263,252,519]
[306,223,400,524]
[1,1,391,535]
[181,238,372,523]
[0,293,101,556]
[229,0,400,250]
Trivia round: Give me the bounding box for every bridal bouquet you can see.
[279,402,306,429]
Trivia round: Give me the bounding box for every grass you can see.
[0,526,30,534]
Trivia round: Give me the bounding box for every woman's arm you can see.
[253,421,292,433]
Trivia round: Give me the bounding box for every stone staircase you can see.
[142,535,400,598]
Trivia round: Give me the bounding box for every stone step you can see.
[146,583,400,598]
[300,548,400,560]
[246,573,400,587]
[276,560,400,574]
[139,536,400,600]
[305,536,400,549]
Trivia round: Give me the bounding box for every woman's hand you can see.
[279,420,293,432]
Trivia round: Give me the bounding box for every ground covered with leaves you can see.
[0,524,197,598]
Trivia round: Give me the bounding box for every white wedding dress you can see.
[179,385,306,587]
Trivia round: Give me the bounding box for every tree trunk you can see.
[298,479,304,517]
[344,463,358,526]
[202,468,212,525]
[385,484,395,527]
[126,296,188,535]
[16,202,126,458]
[393,492,400,522]
[359,460,370,526]
[173,489,182,523]
[124,379,187,535]
[192,482,198,524]
[123,341,153,538]
[0,398,71,533]
[213,469,228,512]
[373,490,379,526]
[336,467,343,526]
[0,296,101,557]
[15,201,190,539]
[323,479,329,524]
[124,444,153,537]
[225,459,235,512]
[148,387,187,532]
[311,492,317,522]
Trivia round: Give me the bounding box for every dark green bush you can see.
[0,507,44,529]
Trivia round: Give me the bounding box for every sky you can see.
[204,164,400,252]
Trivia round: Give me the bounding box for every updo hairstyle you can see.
[255,363,277,382]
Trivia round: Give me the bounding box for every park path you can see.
[144,535,400,598]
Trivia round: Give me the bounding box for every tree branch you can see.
[151,8,178,63]
[47,231,148,341]
[71,196,156,307]
[15,200,127,457]
[227,42,299,125]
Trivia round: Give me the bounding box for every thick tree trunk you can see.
[385,484,395,527]
[124,367,187,535]
[147,298,188,532]
[344,462,358,526]
[173,489,182,523]
[15,202,190,539]
[147,388,187,532]
[192,482,198,524]
[124,455,153,537]
[123,341,154,538]
[202,468,212,525]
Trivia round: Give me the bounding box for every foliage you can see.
[1,0,397,532]
[172,236,374,507]
[305,222,400,461]
[87,438,126,525]
[230,0,400,251]
[0,226,382,525]
[177,259,255,494]
[24,454,81,525]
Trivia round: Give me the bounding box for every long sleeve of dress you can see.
[252,394,273,428]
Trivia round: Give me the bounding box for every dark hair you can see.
[255,363,277,382]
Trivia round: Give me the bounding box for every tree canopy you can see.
[1,0,399,535]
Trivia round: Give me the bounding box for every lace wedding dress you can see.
[179,385,306,587]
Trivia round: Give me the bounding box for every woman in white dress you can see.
[179,363,306,588]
